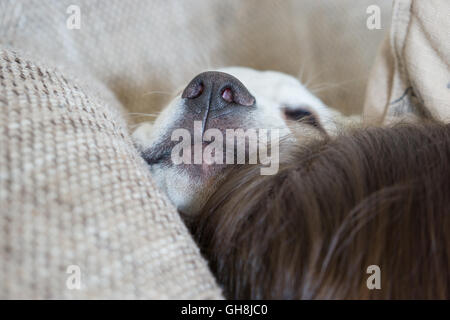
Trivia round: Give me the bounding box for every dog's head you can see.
[133,67,343,214]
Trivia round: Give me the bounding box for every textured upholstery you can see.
[0,49,222,299]
[0,0,392,117]
[364,0,450,123]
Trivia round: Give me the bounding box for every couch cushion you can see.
[0,49,222,299]
[364,0,450,123]
[0,0,391,116]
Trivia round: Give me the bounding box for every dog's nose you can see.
[182,71,255,110]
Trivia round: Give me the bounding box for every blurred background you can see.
[0,0,392,119]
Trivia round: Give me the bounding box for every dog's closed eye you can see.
[282,106,320,128]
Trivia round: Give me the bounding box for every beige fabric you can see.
[0,48,222,299]
[0,0,391,117]
[364,0,450,123]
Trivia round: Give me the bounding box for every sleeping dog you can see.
[133,67,355,214]
[133,67,450,299]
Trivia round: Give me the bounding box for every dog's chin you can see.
[148,159,229,214]
[170,162,227,181]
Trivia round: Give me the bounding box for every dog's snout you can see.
[182,71,255,109]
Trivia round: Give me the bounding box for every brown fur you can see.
[186,121,450,299]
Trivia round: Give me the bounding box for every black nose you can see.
[181,71,255,111]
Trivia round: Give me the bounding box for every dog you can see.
[133,67,355,214]
[133,67,450,299]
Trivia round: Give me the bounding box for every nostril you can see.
[183,82,204,99]
[221,88,233,103]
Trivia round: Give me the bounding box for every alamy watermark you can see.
[366,5,382,30]
[66,5,81,30]
[66,265,81,290]
[366,265,381,290]
[170,121,280,175]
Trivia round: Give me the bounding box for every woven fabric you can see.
[0,0,391,117]
[0,49,222,299]
[364,0,450,123]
